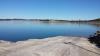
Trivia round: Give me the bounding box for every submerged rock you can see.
[0,36,100,56]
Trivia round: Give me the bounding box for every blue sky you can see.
[0,0,100,20]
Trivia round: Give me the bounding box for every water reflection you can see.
[0,21,100,42]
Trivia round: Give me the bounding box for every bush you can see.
[88,31,100,48]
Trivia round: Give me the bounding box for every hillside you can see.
[90,18,100,21]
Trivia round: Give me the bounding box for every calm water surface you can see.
[0,21,100,42]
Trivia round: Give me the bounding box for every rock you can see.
[0,36,100,56]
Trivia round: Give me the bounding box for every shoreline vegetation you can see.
[0,18,100,22]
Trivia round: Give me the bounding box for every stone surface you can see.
[0,36,100,56]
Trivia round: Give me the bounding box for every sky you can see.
[0,0,100,20]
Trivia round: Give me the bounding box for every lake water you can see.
[0,21,100,42]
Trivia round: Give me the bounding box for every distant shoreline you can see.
[0,19,100,25]
[0,18,100,22]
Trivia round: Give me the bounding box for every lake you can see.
[0,21,100,42]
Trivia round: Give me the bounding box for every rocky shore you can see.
[0,36,100,56]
